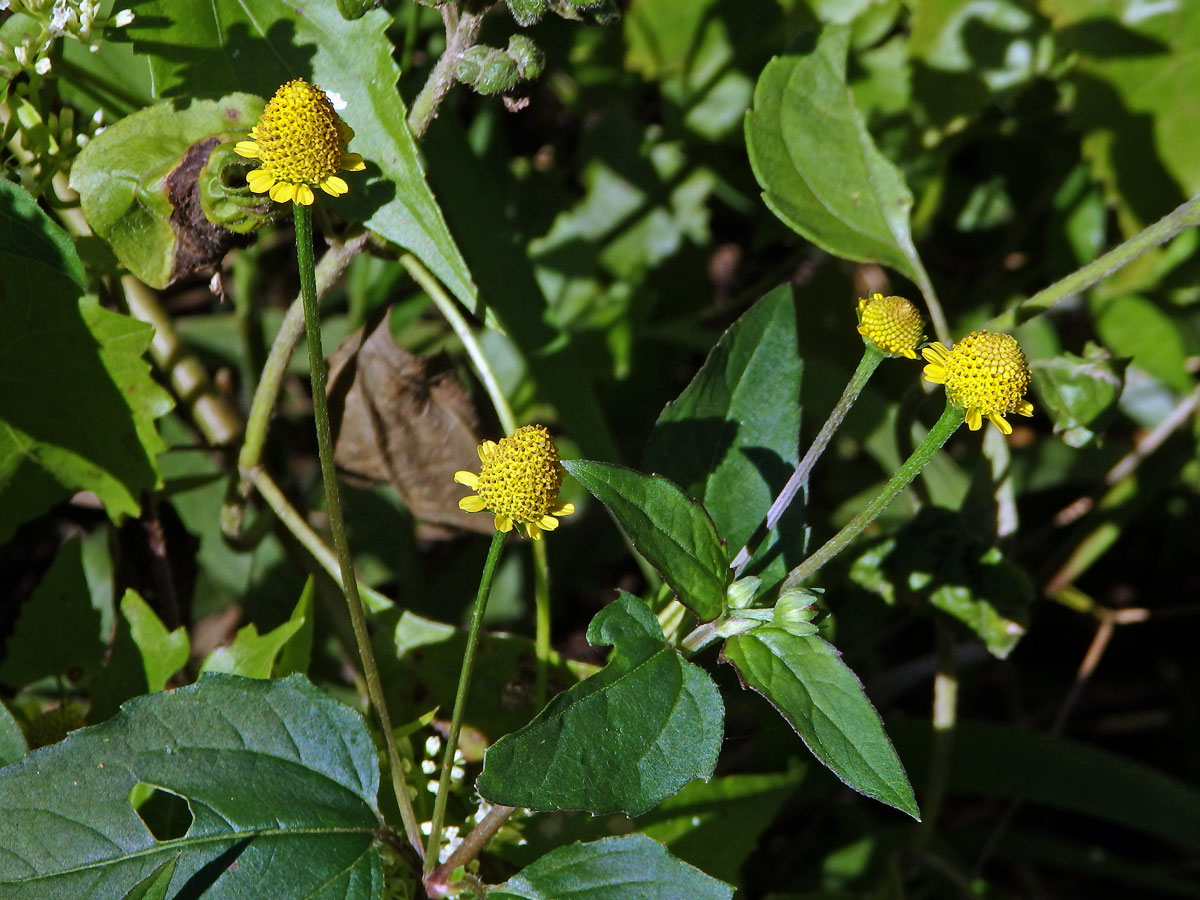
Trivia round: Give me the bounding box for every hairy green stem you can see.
[731,345,884,574]
[426,528,507,872]
[780,402,965,591]
[991,192,1200,330]
[531,538,552,705]
[407,4,486,141]
[293,203,422,857]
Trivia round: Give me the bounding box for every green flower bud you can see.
[773,588,821,637]
[507,35,544,80]
[336,0,378,19]
[726,576,761,611]
[507,0,547,27]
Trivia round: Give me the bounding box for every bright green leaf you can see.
[563,460,729,621]
[746,26,929,288]
[275,579,315,678]
[0,674,382,899]
[478,594,724,816]
[69,94,265,288]
[0,182,172,539]
[128,0,477,308]
[722,627,919,818]
[490,833,733,900]
[121,590,189,693]
[643,284,804,582]
[1031,342,1126,448]
[1094,294,1193,394]
[201,618,305,679]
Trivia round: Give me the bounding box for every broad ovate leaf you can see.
[746,26,930,289]
[564,460,729,621]
[722,628,919,819]
[0,674,382,899]
[478,594,724,816]
[490,834,733,900]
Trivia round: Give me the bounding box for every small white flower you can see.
[324,89,347,111]
[34,56,51,74]
[437,826,462,863]
[14,44,29,67]
[424,734,441,756]
[420,758,437,775]
[91,108,104,125]
[49,1,71,36]
[112,8,134,27]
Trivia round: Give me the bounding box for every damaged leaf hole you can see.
[130,782,193,841]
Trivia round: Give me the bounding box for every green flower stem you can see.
[780,402,966,592]
[532,537,552,705]
[425,803,516,898]
[731,345,885,574]
[991,191,1200,330]
[914,626,958,852]
[407,4,486,141]
[426,528,507,873]
[292,203,422,857]
[247,467,392,612]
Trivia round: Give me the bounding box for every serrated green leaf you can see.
[0,674,383,899]
[69,94,265,288]
[478,594,724,816]
[128,0,476,308]
[643,285,804,584]
[564,460,729,621]
[746,26,928,287]
[120,590,189,693]
[0,537,106,690]
[490,833,733,900]
[0,702,26,766]
[1031,342,1126,448]
[0,182,172,539]
[722,628,919,818]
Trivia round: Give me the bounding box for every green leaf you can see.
[1030,342,1126,448]
[0,537,106,689]
[1094,294,1193,393]
[490,834,733,900]
[0,674,382,899]
[118,856,178,900]
[564,460,729,621]
[200,618,305,679]
[275,579,316,678]
[722,628,919,818]
[128,0,477,308]
[69,94,265,289]
[745,26,928,288]
[120,590,189,693]
[0,182,172,539]
[848,507,1032,659]
[643,285,804,580]
[478,594,724,816]
[0,702,26,766]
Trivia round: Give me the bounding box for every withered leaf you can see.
[326,311,492,535]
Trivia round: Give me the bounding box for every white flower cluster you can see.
[0,1,134,78]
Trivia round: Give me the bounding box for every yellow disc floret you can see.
[454,425,575,540]
[857,292,924,359]
[922,330,1034,435]
[234,78,365,205]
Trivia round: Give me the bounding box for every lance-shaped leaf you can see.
[478,594,724,816]
[746,26,930,289]
[722,628,919,819]
[0,674,383,899]
[490,834,733,900]
[564,460,729,621]
[644,284,804,586]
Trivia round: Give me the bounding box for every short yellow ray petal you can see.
[988,413,1013,435]
[246,171,275,193]
[526,523,543,540]
[234,141,260,159]
[269,181,296,203]
[551,502,575,517]
[964,408,982,431]
[294,183,315,205]
[341,152,366,172]
[454,471,481,488]
[459,495,488,513]
[320,175,348,197]
[538,515,560,531]
[923,364,947,385]
[494,513,513,533]
[1017,400,1035,417]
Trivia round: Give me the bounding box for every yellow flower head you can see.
[454,425,575,540]
[922,330,1034,435]
[856,292,924,359]
[234,78,365,205]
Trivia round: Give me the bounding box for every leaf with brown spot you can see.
[326,311,491,535]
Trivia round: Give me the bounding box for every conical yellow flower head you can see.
[856,292,924,359]
[454,425,575,540]
[234,78,365,205]
[922,330,1034,435]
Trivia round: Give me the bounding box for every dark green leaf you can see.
[118,857,178,900]
[564,460,729,621]
[1031,342,1126,448]
[490,833,733,900]
[0,702,26,766]
[275,579,315,678]
[478,594,724,816]
[643,285,804,582]
[128,0,477,308]
[745,26,928,287]
[0,182,172,538]
[1094,294,1193,393]
[69,94,265,288]
[0,674,383,899]
[121,590,189,693]
[722,628,919,818]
